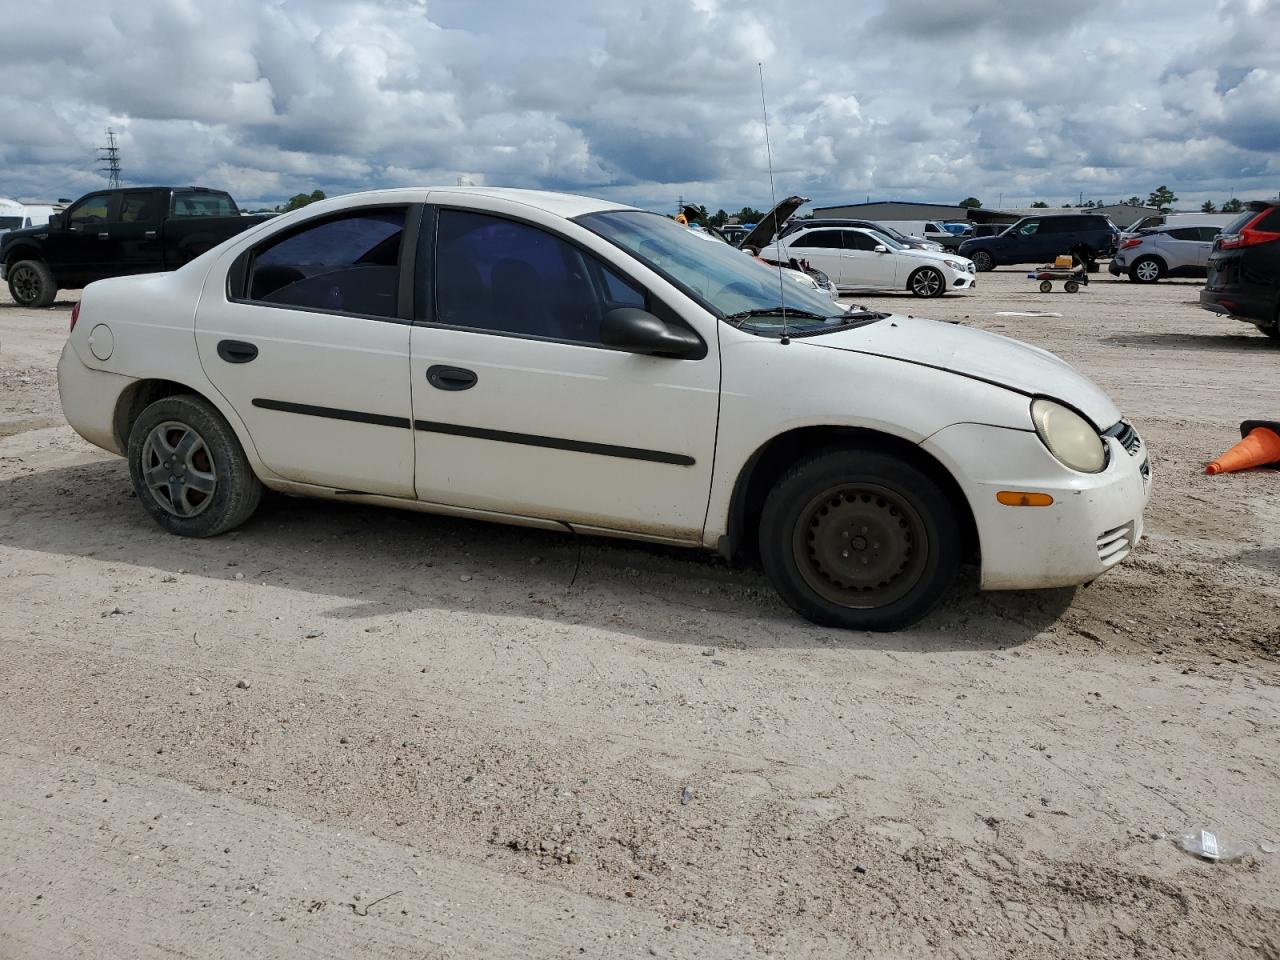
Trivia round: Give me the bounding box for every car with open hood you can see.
[57,187,1151,631]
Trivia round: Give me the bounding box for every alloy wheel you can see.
[1135,259,1160,282]
[911,269,943,297]
[140,420,218,518]
[10,265,38,304]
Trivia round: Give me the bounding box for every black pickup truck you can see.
[1,186,271,307]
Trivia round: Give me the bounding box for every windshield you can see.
[866,229,905,251]
[0,216,22,232]
[579,210,863,333]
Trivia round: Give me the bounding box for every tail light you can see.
[69,301,81,332]
[1120,237,1143,249]
[1219,209,1280,249]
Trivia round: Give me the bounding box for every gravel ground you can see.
[1,270,1278,959]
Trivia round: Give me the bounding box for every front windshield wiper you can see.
[722,307,833,327]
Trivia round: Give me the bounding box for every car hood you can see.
[0,224,47,248]
[738,195,809,252]
[801,314,1122,429]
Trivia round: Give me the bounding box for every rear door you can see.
[781,229,846,283]
[408,199,719,540]
[195,202,419,496]
[115,189,166,275]
[1010,218,1048,261]
[1162,227,1206,271]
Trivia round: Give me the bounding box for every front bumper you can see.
[923,422,1151,590]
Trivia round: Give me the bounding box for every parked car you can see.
[760,224,975,296]
[969,223,1010,239]
[1109,225,1220,282]
[778,218,940,251]
[1,186,271,307]
[1200,200,1280,338]
[58,187,1149,631]
[877,220,954,248]
[1121,212,1236,237]
[958,214,1119,272]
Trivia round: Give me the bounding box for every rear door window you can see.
[120,192,158,223]
[246,207,406,319]
[1198,227,1222,242]
[1256,208,1280,231]
[1167,227,1201,241]
[793,230,844,249]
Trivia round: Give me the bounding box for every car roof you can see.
[329,186,635,220]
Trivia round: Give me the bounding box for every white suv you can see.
[58,188,1149,630]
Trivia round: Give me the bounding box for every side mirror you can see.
[600,308,704,360]
[50,213,65,230]
[874,245,887,254]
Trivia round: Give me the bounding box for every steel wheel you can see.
[140,420,218,518]
[791,483,929,610]
[909,267,944,297]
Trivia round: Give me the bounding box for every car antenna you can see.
[758,61,790,345]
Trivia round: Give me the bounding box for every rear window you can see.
[1257,207,1280,231]
[1223,209,1260,234]
[171,191,239,218]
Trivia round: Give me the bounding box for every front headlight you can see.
[1031,399,1106,473]
[943,259,963,270]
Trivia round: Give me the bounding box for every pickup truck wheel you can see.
[908,266,945,298]
[7,259,57,307]
[759,449,960,631]
[127,394,262,538]
[1129,256,1164,283]
[970,250,995,272]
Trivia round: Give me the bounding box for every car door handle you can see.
[144,230,157,239]
[217,339,259,364]
[98,232,110,240]
[426,365,477,391]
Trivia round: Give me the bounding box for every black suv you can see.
[958,214,1118,272]
[1200,200,1280,339]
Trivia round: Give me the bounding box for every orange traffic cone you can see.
[1206,421,1280,475]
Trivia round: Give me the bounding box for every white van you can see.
[877,220,952,245]
[1123,212,1236,235]
[0,197,24,235]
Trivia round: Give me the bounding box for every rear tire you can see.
[127,394,262,538]
[1129,256,1164,283]
[1261,325,1280,340]
[759,449,961,631]
[970,250,995,272]
[7,259,57,307]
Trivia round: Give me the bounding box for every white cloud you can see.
[0,0,1276,213]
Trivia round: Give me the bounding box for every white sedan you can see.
[759,224,976,296]
[58,187,1150,630]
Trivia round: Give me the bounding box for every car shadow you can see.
[0,459,1076,653]
[1104,332,1278,352]
[0,299,78,310]
[1234,547,1280,574]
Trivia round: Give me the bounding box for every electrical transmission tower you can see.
[98,128,122,188]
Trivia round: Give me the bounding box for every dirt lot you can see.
[2,269,1279,959]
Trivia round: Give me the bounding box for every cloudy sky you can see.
[2,0,1278,214]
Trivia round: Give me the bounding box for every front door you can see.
[409,202,720,541]
[194,203,418,496]
[839,229,900,289]
[45,190,118,281]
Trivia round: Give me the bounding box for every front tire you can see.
[7,259,57,307]
[759,449,961,631]
[908,266,945,298]
[1261,325,1280,341]
[1129,256,1164,283]
[970,250,995,272]
[127,394,262,537]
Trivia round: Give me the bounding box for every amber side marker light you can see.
[996,491,1054,507]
